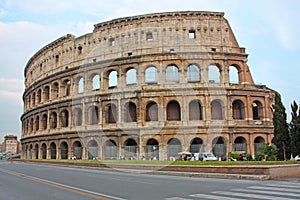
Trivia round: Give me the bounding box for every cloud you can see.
[0,8,6,18]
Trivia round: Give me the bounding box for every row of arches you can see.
[23,136,267,160]
[23,98,264,134]
[25,63,241,110]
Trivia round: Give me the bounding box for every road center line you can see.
[0,168,126,200]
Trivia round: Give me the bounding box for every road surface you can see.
[0,160,299,200]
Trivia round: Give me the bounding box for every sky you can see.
[0,0,299,142]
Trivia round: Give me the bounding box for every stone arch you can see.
[145,65,157,83]
[104,139,118,160]
[108,70,118,88]
[41,143,47,159]
[145,138,159,160]
[190,137,203,153]
[88,105,99,125]
[76,76,84,94]
[166,64,179,83]
[124,101,137,122]
[167,100,181,121]
[91,74,100,91]
[189,100,203,120]
[234,136,247,152]
[211,99,224,120]
[51,82,59,99]
[232,100,245,120]
[126,68,137,85]
[73,107,82,126]
[208,64,221,83]
[229,65,240,84]
[212,137,227,159]
[60,109,69,127]
[62,79,71,96]
[252,100,263,120]
[60,141,68,159]
[50,142,57,159]
[43,85,50,101]
[34,143,39,159]
[254,136,265,154]
[106,103,118,123]
[35,115,40,131]
[87,140,98,160]
[73,141,82,159]
[167,138,182,159]
[50,111,57,129]
[37,89,42,103]
[124,138,138,159]
[187,64,200,82]
[41,113,47,130]
[145,101,158,121]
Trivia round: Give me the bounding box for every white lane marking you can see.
[249,186,300,193]
[165,197,193,200]
[233,188,300,198]
[2,169,127,200]
[213,191,299,200]
[265,183,300,188]
[190,193,248,200]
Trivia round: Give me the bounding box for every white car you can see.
[198,153,218,161]
[295,155,300,161]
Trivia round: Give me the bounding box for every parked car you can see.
[198,152,218,161]
[295,155,300,161]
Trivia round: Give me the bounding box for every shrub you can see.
[246,153,253,161]
[255,152,263,161]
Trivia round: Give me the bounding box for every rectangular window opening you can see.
[188,30,196,39]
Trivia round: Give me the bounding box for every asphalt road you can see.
[0,160,300,200]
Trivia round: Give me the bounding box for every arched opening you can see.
[73,141,82,159]
[42,114,47,130]
[252,100,263,120]
[145,139,159,160]
[74,108,82,126]
[92,74,100,90]
[62,79,71,96]
[41,143,47,159]
[60,142,68,159]
[108,70,118,88]
[126,68,137,85]
[190,138,203,154]
[37,89,42,103]
[35,116,39,131]
[60,109,69,127]
[29,144,33,159]
[229,66,239,83]
[50,112,57,129]
[34,144,39,159]
[208,65,221,83]
[211,100,224,120]
[146,101,158,121]
[30,118,34,133]
[32,92,36,106]
[78,77,84,94]
[254,136,265,154]
[44,86,50,101]
[189,100,203,120]
[89,106,99,125]
[124,139,137,159]
[104,140,118,160]
[212,137,226,159]
[50,142,56,159]
[187,64,200,82]
[167,138,182,159]
[145,66,157,83]
[87,140,98,160]
[167,101,181,121]
[234,137,247,152]
[51,82,59,99]
[166,65,179,83]
[106,104,117,123]
[124,102,137,122]
[232,100,245,120]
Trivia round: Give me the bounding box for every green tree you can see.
[290,101,300,157]
[272,92,290,160]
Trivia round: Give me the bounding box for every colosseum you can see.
[21,11,275,160]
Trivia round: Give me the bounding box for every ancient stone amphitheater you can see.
[21,11,275,160]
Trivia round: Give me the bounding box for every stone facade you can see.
[21,11,275,160]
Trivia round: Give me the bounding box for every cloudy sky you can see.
[0,0,299,142]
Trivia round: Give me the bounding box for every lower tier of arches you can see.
[21,131,273,160]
